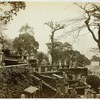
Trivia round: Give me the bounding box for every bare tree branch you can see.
[45,21,65,32]
[85,13,98,43]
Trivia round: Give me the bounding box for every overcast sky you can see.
[3,2,99,59]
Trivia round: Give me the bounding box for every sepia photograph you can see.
[0,1,100,98]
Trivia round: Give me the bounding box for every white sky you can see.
[3,2,99,59]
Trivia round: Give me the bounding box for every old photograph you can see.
[0,1,100,98]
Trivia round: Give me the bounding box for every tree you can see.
[86,75,100,92]
[0,2,26,25]
[72,50,91,66]
[19,24,34,35]
[36,52,49,65]
[47,40,90,67]
[0,2,26,49]
[47,40,72,66]
[13,30,39,56]
[90,48,100,64]
[64,3,100,65]
[45,21,65,65]
[0,34,8,49]
[91,55,100,62]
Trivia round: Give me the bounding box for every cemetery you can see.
[0,48,98,98]
[1,1,100,98]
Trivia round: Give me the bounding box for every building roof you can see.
[24,86,38,94]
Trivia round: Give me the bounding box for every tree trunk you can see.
[51,32,54,66]
[98,27,100,65]
[98,42,100,65]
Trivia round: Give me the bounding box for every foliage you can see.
[45,21,65,65]
[19,24,34,34]
[0,2,26,51]
[47,40,72,51]
[86,75,100,92]
[72,50,91,66]
[91,55,100,62]
[0,2,26,25]
[2,47,10,56]
[0,66,39,98]
[47,41,72,65]
[36,52,49,64]
[47,40,90,66]
[13,29,39,55]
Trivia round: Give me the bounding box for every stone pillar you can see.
[59,60,62,69]
[0,52,3,62]
[63,72,65,77]
[65,74,68,80]
[63,72,68,82]
[21,94,25,98]
[45,66,48,72]
[22,56,24,60]
[82,76,86,82]
[38,66,41,73]
[0,52,3,67]
[33,67,35,71]
[59,62,61,66]
[63,72,66,82]
[98,87,100,94]
[65,83,69,94]
[57,86,61,93]
[85,88,88,96]
[72,61,77,68]
[26,54,29,60]
[64,60,66,66]
[86,88,92,98]
[73,75,75,80]
[69,60,72,68]
[78,74,81,79]
[92,91,96,98]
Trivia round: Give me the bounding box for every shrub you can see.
[86,75,100,92]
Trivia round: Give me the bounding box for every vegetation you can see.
[86,75,100,92]
[0,2,98,98]
[45,21,65,65]
[0,2,26,25]
[63,3,100,64]
[0,66,39,98]
[47,40,91,67]
[91,55,100,62]
[0,2,26,50]
[36,52,49,65]
[13,24,39,56]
